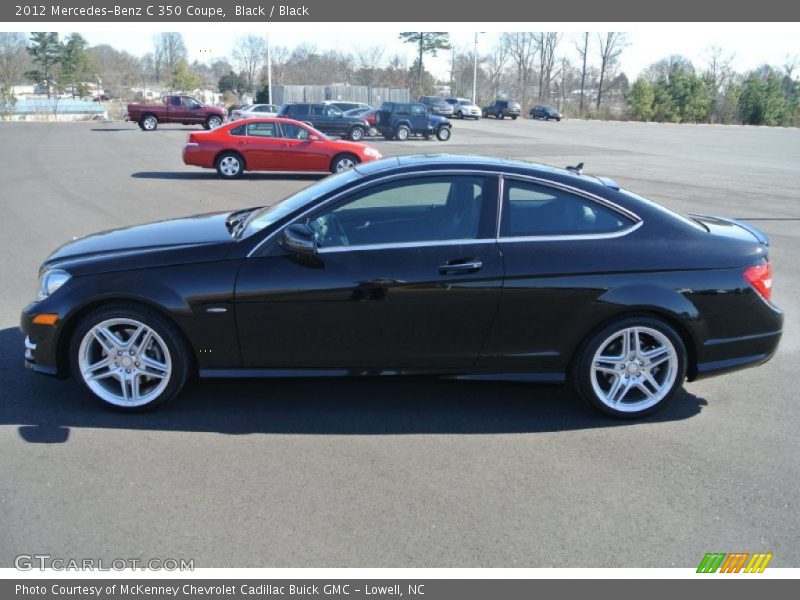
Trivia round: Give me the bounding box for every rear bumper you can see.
[182,143,212,168]
[694,328,782,380]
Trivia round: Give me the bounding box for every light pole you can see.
[266,33,273,106]
[472,32,484,104]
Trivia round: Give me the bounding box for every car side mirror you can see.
[281,223,317,255]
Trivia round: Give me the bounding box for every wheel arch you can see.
[56,295,196,379]
[566,305,701,383]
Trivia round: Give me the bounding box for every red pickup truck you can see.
[126,95,226,131]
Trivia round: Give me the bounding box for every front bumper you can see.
[20,306,63,376]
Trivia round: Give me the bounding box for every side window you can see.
[395,104,411,116]
[327,106,343,118]
[279,123,310,140]
[246,122,277,137]
[288,105,309,117]
[411,104,426,116]
[501,180,632,237]
[229,125,246,136]
[311,105,326,116]
[170,96,182,106]
[307,176,490,249]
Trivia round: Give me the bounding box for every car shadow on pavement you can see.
[0,327,707,444]
[131,172,327,181]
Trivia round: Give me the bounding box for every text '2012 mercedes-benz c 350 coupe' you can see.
[21,155,783,417]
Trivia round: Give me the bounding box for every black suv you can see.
[277,103,369,141]
[530,105,563,121]
[482,100,521,120]
[418,96,454,117]
[375,102,452,141]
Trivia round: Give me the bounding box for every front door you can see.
[235,174,503,369]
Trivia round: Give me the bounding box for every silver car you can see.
[446,98,481,119]
[229,104,280,121]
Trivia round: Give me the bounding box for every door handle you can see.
[438,258,483,275]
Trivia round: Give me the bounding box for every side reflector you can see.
[32,313,59,326]
[744,262,773,301]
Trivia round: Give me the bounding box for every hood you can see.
[429,115,451,125]
[43,212,238,273]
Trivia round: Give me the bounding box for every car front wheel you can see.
[395,125,410,141]
[436,127,451,141]
[205,115,222,129]
[572,316,687,418]
[69,304,191,411]
[349,126,365,141]
[331,153,359,173]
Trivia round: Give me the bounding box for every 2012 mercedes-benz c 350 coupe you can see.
[21,155,783,417]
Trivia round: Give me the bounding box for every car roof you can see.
[353,154,623,195]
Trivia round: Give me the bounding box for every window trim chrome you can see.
[247,168,644,258]
[246,169,502,257]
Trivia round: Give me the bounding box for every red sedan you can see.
[182,117,383,178]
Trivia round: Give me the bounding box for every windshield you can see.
[240,169,361,238]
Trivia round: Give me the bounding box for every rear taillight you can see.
[744,262,773,301]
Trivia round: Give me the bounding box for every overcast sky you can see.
[9,24,799,79]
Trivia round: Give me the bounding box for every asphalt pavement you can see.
[0,117,798,567]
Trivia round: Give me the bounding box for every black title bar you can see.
[3,0,799,22]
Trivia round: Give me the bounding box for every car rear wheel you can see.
[205,115,222,129]
[457,110,464,119]
[69,304,191,412]
[436,127,451,141]
[368,126,378,137]
[347,126,364,141]
[216,152,244,178]
[331,153,359,173]
[140,115,158,131]
[573,316,687,418]
[395,125,410,141]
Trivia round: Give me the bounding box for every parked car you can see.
[21,155,782,416]
[445,98,481,119]
[482,100,521,120]
[324,101,372,112]
[229,104,280,121]
[419,96,455,117]
[375,102,452,141]
[344,108,379,137]
[126,95,226,131]
[530,105,563,121]
[277,103,370,141]
[182,117,382,178]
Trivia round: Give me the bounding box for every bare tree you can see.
[352,45,384,87]
[782,54,798,79]
[0,32,29,92]
[484,42,509,102]
[596,32,628,110]
[535,32,561,101]
[575,32,590,116]
[233,34,267,93]
[502,33,537,106]
[153,33,186,85]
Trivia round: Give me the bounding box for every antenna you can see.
[566,162,584,175]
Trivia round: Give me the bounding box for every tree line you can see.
[1,31,797,126]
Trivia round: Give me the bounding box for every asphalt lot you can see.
[1,117,798,568]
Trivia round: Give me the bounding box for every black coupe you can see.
[21,155,783,417]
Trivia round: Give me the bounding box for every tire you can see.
[69,303,192,412]
[511,115,518,120]
[497,113,504,120]
[330,153,359,173]
[205,115,223,130]
[395,125,410,141]
[215,151,244,178]
[368,126,378,137]
[457,110,464,119]
[140,114,158,131]
[436,126,451,141]
[348,126,365,141]
[572,316,687,418]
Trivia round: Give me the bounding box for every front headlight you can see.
[364,148,382,158]
[37,269,71,301]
